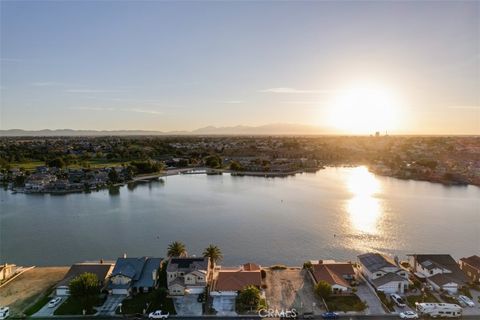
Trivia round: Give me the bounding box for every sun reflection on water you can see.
[346,166,382,234]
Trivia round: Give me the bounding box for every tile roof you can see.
[461,255,480,269]
[312,262,355,288]
[213,270,262,291]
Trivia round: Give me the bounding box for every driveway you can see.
[355,283,385,315]
[212,296,237,316]
[172,294,203,316]
[32,296,63,317]
[264,268,324,315]
[97,295,126,315]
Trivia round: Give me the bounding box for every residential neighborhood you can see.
[1,248,479,319]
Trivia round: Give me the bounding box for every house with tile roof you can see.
[310,260,355,294]
[210,263,263,315]
[358,253,409,294]
[108,256,163,295]
[409,254,468,294]
[460,255,480,284]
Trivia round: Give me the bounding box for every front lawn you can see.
[406,292,439,308]
[116,289,175,315]
[325,295,367,312]
[54,295,106,315]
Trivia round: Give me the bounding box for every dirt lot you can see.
[0,267,68,315]
[264,267,325,314]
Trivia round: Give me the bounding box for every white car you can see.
[148,310,169,319]
[458,295,475,307]
[399,311,419,319]
[47,297,62,308]
[390,293,407,307]
[0,307,10,320]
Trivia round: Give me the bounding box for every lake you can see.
[1,166,479,266]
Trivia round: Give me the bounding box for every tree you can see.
[69,272,100,311]
[314,280,332,299]
[204,155,222,168]
[46,157,65,168]
[167,241,187,257]
[229,161,244,171]
[238,285,261,310]
[108,169,119,184]
[203,244,223,267]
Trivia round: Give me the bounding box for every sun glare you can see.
[327,85,402,134]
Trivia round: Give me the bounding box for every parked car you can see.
[399,311,419,319]
[302,312,314,319]
[390,293,407,307]
[0,307,9,320]
[148,310,169,319]
[47,297,62,308]
[321,312,339,319]
[458,295,475,307]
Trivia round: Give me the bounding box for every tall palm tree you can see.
[203,244,223,267]
[167,241,187,258]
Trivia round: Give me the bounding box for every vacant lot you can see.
[263,267,324,314]
[0,267,68,315]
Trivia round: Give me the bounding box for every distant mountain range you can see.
[0,123,328,136]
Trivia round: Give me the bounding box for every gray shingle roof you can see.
[372,272,407,287]
[358,253,396,273]
[133,257,162,289]
[109,257,163,290]
[167,257,208,273]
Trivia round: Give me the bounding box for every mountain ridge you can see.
[0,123,328,136]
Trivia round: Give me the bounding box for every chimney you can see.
[100,259,104,264]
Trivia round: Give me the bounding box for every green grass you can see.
[325,295,367,312]
[54,295,106,315]
[23,286,55,316]
[406,292,439,308]
[8,159,126,171]
[116,289,175,315]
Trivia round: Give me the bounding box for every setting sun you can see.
[327,85,403,134]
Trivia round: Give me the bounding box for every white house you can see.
[409,254,468,294]
[166,257,210,296]
[358,253,409,294]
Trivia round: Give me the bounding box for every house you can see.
[459,255,480,284]
[409,254,468,294]
[109,257,163,295]
[56,262,114,296]
[210,263,263,314]
[0,264,17,282]
[310,260,355,294]
[167,257,210,296]
[358,253,409,293]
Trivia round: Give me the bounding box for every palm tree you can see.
[203,244,223,267]
[167,241,187,257]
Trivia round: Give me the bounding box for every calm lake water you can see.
[1,166,479,267]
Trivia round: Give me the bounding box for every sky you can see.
[0,1,479,134]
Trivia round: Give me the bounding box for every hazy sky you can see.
[1,1,478,134]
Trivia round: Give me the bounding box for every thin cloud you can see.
[66,89,126,93]
[222,100,243,104]
[32,81,68,87]
[70,106,116,112]
[125,108,163,115]
[447,106,480,110]
[259,87,334,94]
